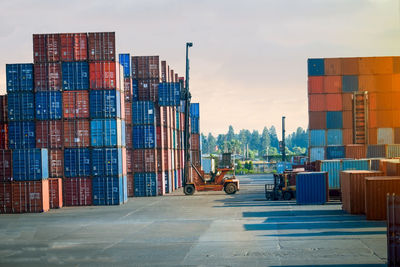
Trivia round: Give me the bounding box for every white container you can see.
[377,128,393,144]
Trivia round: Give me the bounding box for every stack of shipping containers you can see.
[190,103,201,169]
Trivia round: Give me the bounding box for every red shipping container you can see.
[170,69,175,82]
[46,33,60,62]
[33,34,47,63]
[126,149,132,173]
[308,111,326,130]
[137,79,158,102]
[49,149,63,178]
[63,178,92,206]
[167,65,170,82]
[325,94,342,111]
[88,32,115,61]
[74,33,88,61]
[323,76,342,93]
[34,63,62,91]
[89,61,118,90]
[132,56,160,79]
[157,172,166,196]
[12,180,50,213]
[123,77,132,100]
[164,149,172,170]
[127,174,134,197]
[0,182,12,213]
[125,101,132,125]
[162,126,170,149]
[48,178,63,209]
[60,33,74,61]
[125,125,132,149]
[36,121,63,149]
[63,120,90,147]
[0,150,12,182]
[0,123,8,149]
[0,95,7,123]
[63,91,90,119]
[161,60,167,82]
[132,149,157,172]
[191,134,200,150]
[157,148,164,172]
[308,94,325,112]
[342,93,353,111]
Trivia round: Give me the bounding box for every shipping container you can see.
[307,76,323,94]
[319,160,341,189]
[92,176,127,205]
[62,62,89,90]
[64,148,91,177]
[308,59,324,76]
[341,57,359,75]
[296,172,328,204]
[0,181,12,213]
[35,91,62,120]
[342,111,353,129]
[380,159,400,176]
[123,77,133,101]
[34,63,62,91]
[60,33,74,61]
[367,144,400,158]
[63,177,92,206]
[119,53,131,77]
[12,149,48,180]
[137,79,159,102]
[342,159,370,171]
[365,177,400,220]
[0,95,7,123]
[126,149,132,173]
[324,58,342,75]
[309,111,326,130]
[0,150,12,181]
[91,148,123,176]
[7,92,35,121]
[326,111,343,129]
[342,75,358,92]
[90,90,121,118]
[190,134,200,150]
[48,178,62,209]
[158,82,181,106]
[134,173,157,197]
[132,125,156,149]
[36,120,63,148]
[342,93,353,111]
[308,94,325,111]
[49,149,63,178]
[132,101,155,125]
[0,124,10,149]
[190,103,200,118]
[326,146,345,160]
[387,162,400,176]
[90,119,125,147]
[33,34,47,63]
[191,117,200,134]
[46,33,60,62]
[342,128,353,145]
[340,170,384,214]
[127,174,134,197]
[132,79,138,101]
[325,94,342,111]
[89,61,119,90]
[310,130,325,147]
[310,147,325,162]
[6,64,34,92]
[73,33,88,61]
[345,144,366,159]
[132,149,157,173]
[88,32,115,61]
[11,180,50,213]
[157,172,166,196]
[125,125,132,149]
[8,121,36,149]
[63,119,90,147]
[327,129,343,145]
[323,76,341,93]
[63,91,89,119]
[377,128,394,144]
[131,56,160,79]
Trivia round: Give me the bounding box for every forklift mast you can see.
[183,42,193,187]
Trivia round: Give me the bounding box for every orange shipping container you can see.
[324,58,342,75]
[392,92,400,109]
[342,129,353,145]
[369,93,393,111]
[358,57,375,75]
[374,57,397,74]
[12,180,50,213]
[345,144,366,159]
[340,170,384,214]
[323,76,341,93]
[376,110,393,128]
[358,75,376,92]
[325,94,342,111]
[48,178,62,209]
[309,94,325,111]
[342,111,353,129]
[368,111,377,129]
[309,111,326,130]
[379,159,400,176]
[393,111,400,128]
[342,58,359,75]
[393,74,400,92]
[375,74,393,92]
[368,128,377,145]
[342,93,353,111]
[386,162,400,176]
[365,177,400,220]
[395,128,400,144]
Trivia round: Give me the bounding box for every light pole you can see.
[183,42,193,187]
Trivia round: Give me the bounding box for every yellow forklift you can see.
[265,173,296,200]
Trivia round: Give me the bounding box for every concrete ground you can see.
[0,174,387,266]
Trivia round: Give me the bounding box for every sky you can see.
[0,0,399,139]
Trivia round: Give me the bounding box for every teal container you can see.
[327,129,343,145]
[342,159,370,171]
[320,160,341,189]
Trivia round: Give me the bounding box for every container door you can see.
[353,92,368,144]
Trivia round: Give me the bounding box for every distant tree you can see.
[269,126,279,149]
[207,133,217,153]
[201,133,208,153]
[237,161,242,169]
[249,130,260,151]
[226,125,235,142]
[260,127,270,156]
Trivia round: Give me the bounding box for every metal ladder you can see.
[353,92,368,144]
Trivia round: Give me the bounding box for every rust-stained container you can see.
[49,149,63,178]
[325,94,342,111]
[126,149,132,173]
[368,127,377,144]
[132,56,160,79]
[157,148,164,172]
[340,170,384,214]
[345,145,366,159]
[60,33,88,61]
[125,125,132,149]
[63,91,89,119]
[308,94,325,111]
[48,178,62,209]
[63,119,90,147]
[387,193,400,267]
[365,177,400,220]
[161,60,167,82]
[0,95,7,123]
[324,58,342,75]
[342,111,353,129]
[341,57,359,75]
[124,101,132,124]
[63,178,92,206]
[342,129,353,145]
[127,174,134,197]
[74,33,88,61]
[342,93,353,111]
[132,149,157,172]
[34,63,62,91]
[12,180,50,213]
[0,150,12,182]
[137,78,159,102]
[358,75,376,92]
[36,121,63,149]
[88,32,115,61]
[46,34,60,62]
[0,124,9,149]
[380,159,400,176]
[323,76,341,93]
[89,61,118,90]
[358,57,375,75]
[191,134,200,150]
[0,182,12,213]
[33,34,47,63]
[308,76,323,94]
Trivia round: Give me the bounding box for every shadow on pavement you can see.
[264,230,386,237]
[270,265,386,267]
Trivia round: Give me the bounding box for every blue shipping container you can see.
[6,64,34,92]
[132,125,156,149]
[158,82,181,106]
[342,159,370,171]
[132,80,138,101]
[119,54,131,77]
[12,149,48,180]
[276,162,293,174]
[132,101,155,125]
[8,121,36,149]
[319,160,341,189]
[326,146,345,160]
[327,129,343,145]
[191,117,199,134]
[35,91,62,120]
[326,111,343,129]
[92,148,123,176]
[342,75,358,92]
[64,148,91,177]
[190,103,200,118]
[92,176,127,205]
[134,173,158,197]
[90,90,121,119]
[62,62,89,90]
[310,147,325,162]
[310,130,326,147]
[7,92,35,121]
[91,119,125,147]
[307,58,324,76]
[296,172,328,205]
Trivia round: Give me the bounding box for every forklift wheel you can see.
[283,191,292,200]
[224,183,237,195]
[184,184,195,195]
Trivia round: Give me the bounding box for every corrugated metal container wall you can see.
[342,159,370,171]
[127,174,134,197]
[6,64,34,92]
[327,129,343,145]
[137,79,159,102]
[0,124,8,149]
[131,56,160,79]
[308,111,326,130]
[11,180,50,213]
[8,121,36,149]
[340,170,384,214]
[132,101,155,125]
[342,75,358,92]
[345,145,366,159]
[367,144,386,158]
[341,58,359,75]
[7,92,35,121]
[342,111,353,129]
[61,62,89,90]
[326,146,345,160]
[118,53,131,77]
[63,120,90,147]
[48,178,63,209]
[158,83,181,106]
[386,162,400,176]
[132,149,157,173]
[34,63,62,91]
[0,182,12,213]
[64,148,91,177]
[310,147,325,162]
[296,172,328,204]
[342,129,353,145]
[90,119,125,147]
[92,176,126,205]
[12,149,48,180]
[89,90,121,118]
[35,91,62,120]
[323,76,341,93]
[377,128,394,144]
[49,149,63,178]
[319,160,341,189]
[190,103,200,117]
[63,177,92,206]
[60,33,74,61]
[33,34,47,63]
[325,94,342,111]
[89,62,118,90]
[326,111,343,129]
[308,94,325,111]
[73,33,88,61]
[310,130,326,146]
[191,117,200,134]
[0,96,7,123]
[365,177,400,220]
[342,93,353,111]
[91,148,123,176]
[132,125,156,149]
[324,58,341,75]
[36,121,63,148]
[388,145,400,158]
[46,33,60,62]
[308,76,323,94]
[62,91,89,119]
[0,150,12,181]
[134,173,158,197]
[308,59,325,76]
[88,32,115,61]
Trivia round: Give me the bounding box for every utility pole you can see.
[282,116,286,162]
[183,42,193,187]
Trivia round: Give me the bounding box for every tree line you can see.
[200,126,308,159]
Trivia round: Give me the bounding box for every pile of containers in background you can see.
[190,103,201,169]
[308,57,400,161]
